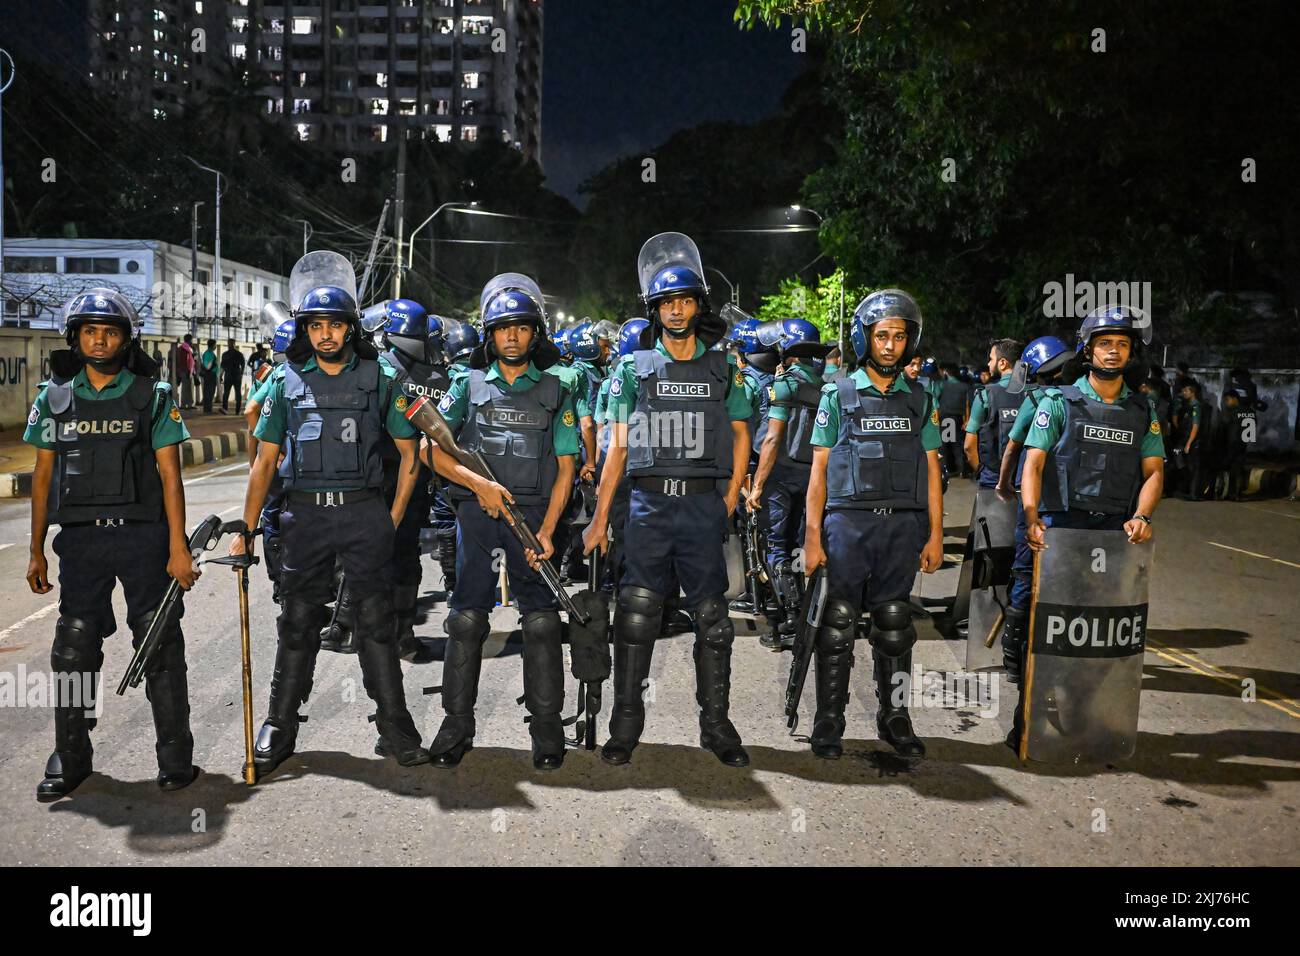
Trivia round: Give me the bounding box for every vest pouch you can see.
[826,443,855,498]
[680,412,714,463]
[509,431,544,495]
[1073,446,1108,501]
[853,439,888,497]
[294,419,324,476]
[889,440,920,495]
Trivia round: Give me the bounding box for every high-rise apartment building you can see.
[86,1,544,164]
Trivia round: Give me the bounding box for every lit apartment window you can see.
[154,9,165,20]
[463,16,492,35]
[434,125,451,143]
[376,72,388,88]
[295,123,311,141]
[268,19,284,34]
[195,2,203,13]
[231,17,249,32]
[292,17,313,35]
[370,98,388,115]
[374,125,389,143]
[266,97,282,114]
[293,98,311,114]
[462,72,480,89]
[435,99,450,115]
[461,126,477,142]
[231,43,247,59]
[437,18,454,35]
[297,72,307,86]
[399,100,417,116]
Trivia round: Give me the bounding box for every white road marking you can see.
[0,543,12,554]
[1239,504,1300,521]
[1206,540,1300,570]
[188,461,249,484]
[0,602,59,646]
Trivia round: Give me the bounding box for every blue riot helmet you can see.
[569,321,601,362]
[61,288,142,345]
[287,250,374,361]
[60,288,146,372]
[475,272,560,369]
[616,318,650,358]
[849,288,923,375]
[272,318,296,358]
[552,327,573,359]
[442,318,480,366]
[756,317,833,363]
[1008,335,1072,394]
[382,298,431,364]
[636,232,725,347]
[1076,304,1152,380]
[425,314,448,366]
[921,358,938,378]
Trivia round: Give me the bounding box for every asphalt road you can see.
[0,462,1297,866]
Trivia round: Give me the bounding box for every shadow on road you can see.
[1147,628,1251,650]
[44,769,255,853]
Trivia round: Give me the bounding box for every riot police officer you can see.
[594,318,648,592]
[582,232,754,768]
[230,251,428,773]
[964,339,1024,488]
[25,289,200,799]
[992,336,1072,680]
[744,319,833,650]
[729,316,780,617]
[1014,306,1165,747]
[244,312,295,605]
[428,318,482,595]
[375,299,454,659]
[802,289,945,760]
[420,273,578,770]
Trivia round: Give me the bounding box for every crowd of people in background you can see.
[152,334,260,416]
[920,352,1267,502]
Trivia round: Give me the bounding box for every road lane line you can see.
[1239,504,1300,521]
[1206,541,1300,570]
[1148,639,1300,720]
[0,603,59,646]
[188,461,249,484]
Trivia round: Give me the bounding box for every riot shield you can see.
[964,488,1018,670]
[723,526,746,600]
[360,301,391,333]
[1020,528,1152,763]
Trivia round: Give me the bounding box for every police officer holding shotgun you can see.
[229,251,428,774]
[419,272,579,770]
[25,289,200,799]
[801,289,945,761]
[582,232,754,768]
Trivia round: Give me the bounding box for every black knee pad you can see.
[51,617,100,671]
[815,598,858,655]
[615,586,664,647]
[869,600,916,658]
[353,592,396,644]
[521,609,562,645]
[694,595,733,650]
[278,599,327,650]
[446,608,490,645]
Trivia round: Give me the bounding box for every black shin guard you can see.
[811,599,858,757]
[693,595,748,767]
[603,587,661,762]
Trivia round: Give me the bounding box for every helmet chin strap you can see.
[866,355,903,376]
[661,316,697,340]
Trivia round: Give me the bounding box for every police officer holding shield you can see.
[420,273,578,770]
[745,319,833,650]
[802,290,945,760]
[582,232,754,768]
[230,252,428,774]
[26,289,200,799]
[1014,307,1164,748]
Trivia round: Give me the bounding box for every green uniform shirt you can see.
[1007,394,1042,444]
[1024,375,1166,459]
[594,376,612,426]
[605,338,752,424]
[436,360,580,457]
[740,364,766,418]
[249,362,285,406]
[24,369,189,451]
[965,371,1014,434]
[549,362,592,420]
[811,368,942,451]
[253,353,417,446]
[767,361,821,423]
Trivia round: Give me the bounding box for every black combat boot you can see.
[1000,607,1029,684]
[354,594,428,766]
[693,596,749,768]
[809,600,857,759]
[37,617,101,801]
[873,650,925,760]
[142,631,199,791]
[430,609,487,768]
[254,600,325,775]
[521,611,566,770]
[319,583,357,654]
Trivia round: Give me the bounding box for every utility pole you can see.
[0,50,15,313]
[186,157,225,339]
[191,202,205,337]
[358,198,391,305]
[392,126,406,298]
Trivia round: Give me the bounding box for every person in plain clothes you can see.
[220,339,247,412]
[200,338,218,413]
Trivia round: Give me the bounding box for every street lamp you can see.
[186,156,226,337]
[190,201,205,337]
[705,266,739,306]
[406,201,479,275]
[787,205,843,344]
[294,219,312,257]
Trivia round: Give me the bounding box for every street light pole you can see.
[705,267,738,306]
[191,201,205,338]
[0,50,16,313]
[407,201,478,280]
[296,218,312,257]
[186,156,226,339]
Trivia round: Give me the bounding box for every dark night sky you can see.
[0,0,808,207]
[540,0,811,205]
